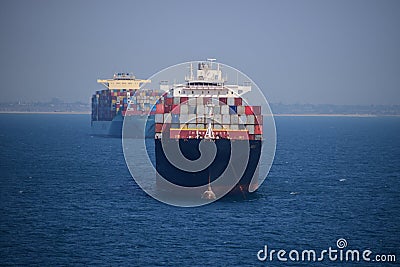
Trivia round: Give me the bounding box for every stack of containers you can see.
[154,94,263,140]
[91,89,114,121]
[123,89,164,116]
[91,89,164,120]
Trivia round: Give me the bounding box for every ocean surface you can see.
[0,114,399,266]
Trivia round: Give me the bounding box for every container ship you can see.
[153,61,263,197]
[91,73,163,137]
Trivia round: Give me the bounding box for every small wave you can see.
[339,178,346,182]
[290,191,299,195]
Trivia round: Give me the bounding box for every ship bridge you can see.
[97,72,151,90]
[169,60,251,98]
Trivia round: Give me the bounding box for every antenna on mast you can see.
[207,58,216,67]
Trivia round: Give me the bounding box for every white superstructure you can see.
[167,60,251,98]
[97,72,151,90]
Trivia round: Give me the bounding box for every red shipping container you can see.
[171,104,180,114]
[255,115,263,125]
[255,125,262,135]
[165,97,174,105]
[248,134,255,140]
[245,106,254,115]
[234,98,242,106]
[219,97,227,104]
[164,104,172,113]
[156,104,164,114]
[203,97,211,105]
[180,97,189,104]
[252,106,261,115]
[155,123,163,132]
[245,105,262,115]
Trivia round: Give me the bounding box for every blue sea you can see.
[1,114,399,266]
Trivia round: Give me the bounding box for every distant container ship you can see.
[152,61,263,197]
[91,73,163,137]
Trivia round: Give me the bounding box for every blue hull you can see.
[91,114,155,138]
[155,139,262,197]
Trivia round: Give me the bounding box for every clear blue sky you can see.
[0,0,399,104]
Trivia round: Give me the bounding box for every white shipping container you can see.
[255,134,262,140]
[188,97,197,106]
[188,114,196,123]
[196,105,205,115]
[223,124,230,130]
[188,123,197,129]
[211,98,220,106]
[213,114,222,124]
[222,114,231,124]
[246,115,255,124]
[163,114,172,123]
[230,124,239,130]
[230,114,239,124]
[179,114,189,123]
[196,124,204,129]
[238,115,247,124]
[180,104,189,114]
[214,124,222,129]
[221,105,230,115]
[188,106,196,114]
[227,97,235,105]
[237,106,245,115]
[196,116,205,123]
[155,114,164,123]
[212,106,220,114]
[246,125,255,134]
[196,97,203,105]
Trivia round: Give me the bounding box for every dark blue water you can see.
[1,114,399,266]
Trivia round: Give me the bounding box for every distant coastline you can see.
[1,111,400,117]
[0,111,90,115]
[1,101,400,116]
